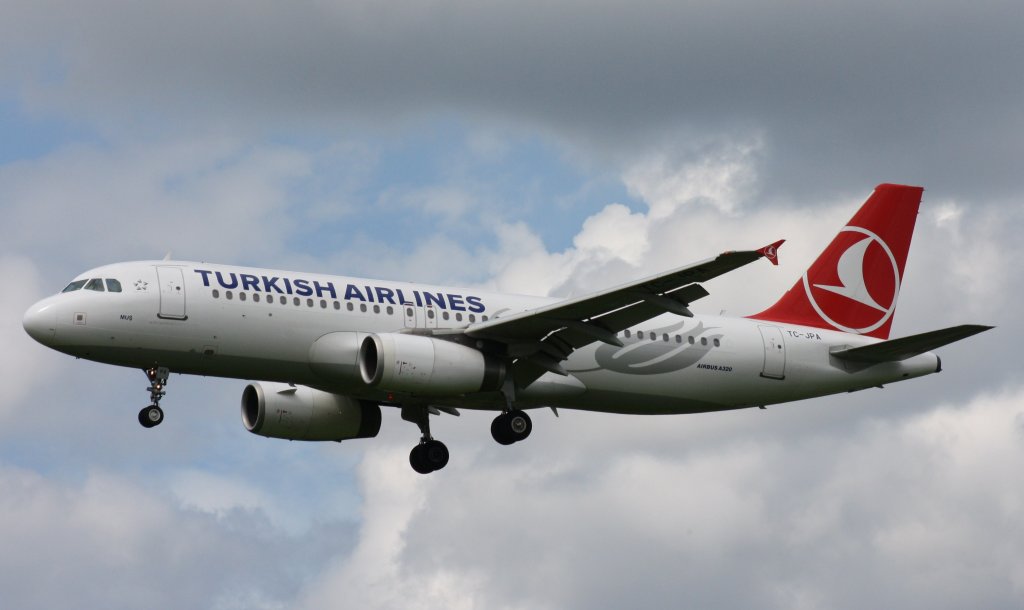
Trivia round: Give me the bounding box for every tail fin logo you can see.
[802,226,900,335]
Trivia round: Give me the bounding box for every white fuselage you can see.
[23,260,940,415]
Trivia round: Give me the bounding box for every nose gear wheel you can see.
[138,405,164,428]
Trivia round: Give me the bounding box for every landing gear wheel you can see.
[423,440,449,471]
[491,410,532,445]
[507,410,532,441]
[409,440,449,474]
[402,405,450,474]
[491,414,515,445]
[410,444,432,474]
[138,405,164,428]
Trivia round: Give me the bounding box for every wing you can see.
[466,240,785,387]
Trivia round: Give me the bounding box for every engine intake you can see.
[359,333,505,395]
[241,382,381,441]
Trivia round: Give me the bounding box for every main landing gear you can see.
[491,410,532,445]
[491,380,532,445]
[398,390,533,474]
[402,406,450,475]
[138,366,169,428]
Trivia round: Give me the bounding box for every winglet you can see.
[757,240,785,266]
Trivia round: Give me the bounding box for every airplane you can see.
[23,183,992,473]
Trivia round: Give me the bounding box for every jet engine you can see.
[308,331,367,382]
[241,382,381,441]
[359,333,505,395]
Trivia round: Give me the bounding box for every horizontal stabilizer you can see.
[831,324,993,363]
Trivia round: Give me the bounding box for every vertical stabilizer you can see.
[749,183,923,339]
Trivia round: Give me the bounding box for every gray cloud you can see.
[3,0,1022,198]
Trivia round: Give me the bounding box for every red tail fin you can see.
[749,183,923,339]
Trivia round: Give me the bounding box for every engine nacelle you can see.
[359,333,505,395]
[241,382,381,441]
[308,331,367,382]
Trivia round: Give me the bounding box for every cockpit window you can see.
[62,279,88,293]
[105,279,123,293]
[84,278,105,292]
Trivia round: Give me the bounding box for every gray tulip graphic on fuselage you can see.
[567,321,723,375]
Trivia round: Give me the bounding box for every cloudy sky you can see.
[2,0,1022,608]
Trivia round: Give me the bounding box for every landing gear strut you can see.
[402,405,449,474]
[138,366,169,428]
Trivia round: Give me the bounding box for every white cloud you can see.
[471,140,854,321]
[167,469,292,531]
[622,137,762,217]
[0,139,310,268]
[290,387,1024,610]
[296,445,474,610]
[0,256,50,424]
[572,203,650,266]
[0,466,277,609]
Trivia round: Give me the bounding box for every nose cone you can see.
[23,300,57,345]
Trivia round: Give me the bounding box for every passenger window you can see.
[62,280,88,293]
[713,338,721,347]
[427,310,435,319]
[373,305,380,314]
[348,303,355,311]
[306,298,314,307]
[360,304,367,313]
[468,314,476,323]
[456,313,463,322]
[624,329,631,338]
[212,289,220,298]
[279,296,286,305]
[105,279,122,292]
[675,335,682,343]
[663,333,669,342]
[386,306,393,315]
[482,315,488,321]
[442,311,450,321]
[405,307,413,316]
[649,332,656,340]
[226,291,233,300]
[85,278,105,292]
[701,337,707,346]
[293,297,300,306]
[253,293,260,303]
[688,336,695,345]
[239,292,247,302]
[321,299,327,309]
[334,301,341,310]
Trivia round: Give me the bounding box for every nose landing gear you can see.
[138,366,169,428]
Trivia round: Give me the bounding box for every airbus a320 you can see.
[23,184,991,473]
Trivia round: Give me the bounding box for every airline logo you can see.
[757,239,785,266]
[193,269,487,313]
[802,226,900,335]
